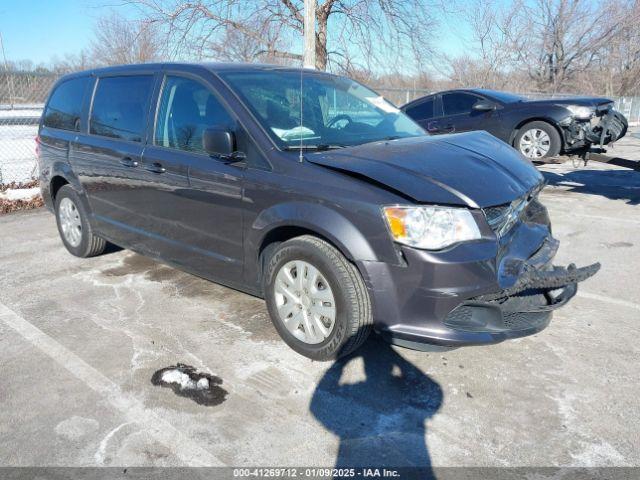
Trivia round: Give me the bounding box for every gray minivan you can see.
[38,63,599,360]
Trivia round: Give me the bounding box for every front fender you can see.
[244,201,392,290]
[250,201,380,262]
[509,109,569,146]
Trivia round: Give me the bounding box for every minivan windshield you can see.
[220,70,424,149]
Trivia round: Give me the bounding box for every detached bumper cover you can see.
[475,262,601,303]
[440,262,600,338]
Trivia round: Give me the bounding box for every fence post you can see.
[0,31,15,109]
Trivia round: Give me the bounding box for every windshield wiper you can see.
[283,144,346,151]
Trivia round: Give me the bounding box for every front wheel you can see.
[263,235,372,361]
[515,121,561,159]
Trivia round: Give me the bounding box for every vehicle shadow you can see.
[541,168,640,205]
[590,153,640,171]
[309,334,442,474]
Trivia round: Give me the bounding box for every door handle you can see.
[120,158,139,168]
[145,162,166,174]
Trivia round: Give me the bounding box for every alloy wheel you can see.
[58,197,82,247]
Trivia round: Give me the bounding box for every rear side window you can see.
[90,76,154,142]
[155,76,234,153]
[43,77,90,131]
[442,93,478,116]
[405,98,434,120]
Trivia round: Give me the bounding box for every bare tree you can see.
[123,0,438,72]
[442,0,640,95]
[205,14,292,63]
[90,12,163,65]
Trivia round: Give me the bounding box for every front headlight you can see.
[383,205,481,250]
[564,104,595,120]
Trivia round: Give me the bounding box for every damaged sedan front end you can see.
[558,99,628,153]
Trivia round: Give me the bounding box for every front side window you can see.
[219,70,424,149]
[43,76,91,131]
[155,76,234,153]
[405,98,434,120]
[442,93,479,116]
[90,75,154,142]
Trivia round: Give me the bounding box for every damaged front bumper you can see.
[362,228,600,352]
[443,252,600,339]
[561,108,628,152]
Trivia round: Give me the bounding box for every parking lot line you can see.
[578,291,640,312]
[0,300,224,467]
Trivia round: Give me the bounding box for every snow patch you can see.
[1,187,39,201]
[160,368,210,391]
[151,363,227,406]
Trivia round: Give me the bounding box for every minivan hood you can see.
[307,131,543,208]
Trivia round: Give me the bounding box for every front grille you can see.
[483,196,528,237]
[483,186,542,237]
[484,202,514,235]
[502,311,549,330]
[443,303,551,333]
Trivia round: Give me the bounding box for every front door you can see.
[141,74,244,284]
[439,92,501,136]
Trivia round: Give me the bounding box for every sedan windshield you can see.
[220,70,424,149]
[476,89,524,104]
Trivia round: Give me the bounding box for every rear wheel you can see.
[515,121,561,159]
[264,235,372,361]
[55,185,106,258]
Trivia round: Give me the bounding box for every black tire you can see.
[264,235,372,361]
[55,185,106,258]
[514,121,561,159]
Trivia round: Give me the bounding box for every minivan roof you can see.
[62,62,329,78]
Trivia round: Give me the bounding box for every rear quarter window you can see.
[405,98,434,120]
[43,76,91,131]
[90,75,154,142]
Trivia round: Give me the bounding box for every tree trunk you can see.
[315,10,329,70]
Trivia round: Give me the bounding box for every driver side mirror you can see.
[203,127,235,157]
[472,100,497,112]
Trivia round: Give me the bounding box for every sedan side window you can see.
[442,93,479,116]
[405,98,434,121]
[155,76,234,154]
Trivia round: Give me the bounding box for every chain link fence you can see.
[1,72,639,187]
[0,71,58,187]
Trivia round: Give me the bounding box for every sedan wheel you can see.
[274,260,336,345]
[519,128,551,158]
